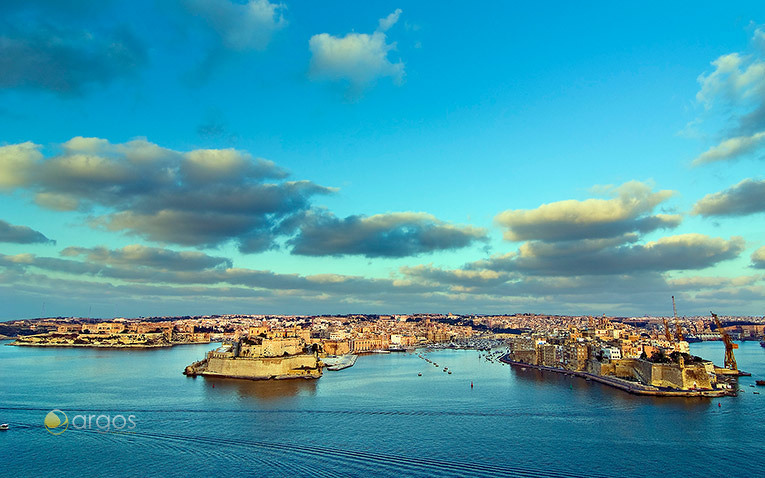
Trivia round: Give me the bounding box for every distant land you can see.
[4,312,762,397]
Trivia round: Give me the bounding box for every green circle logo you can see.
[44,409,68,435]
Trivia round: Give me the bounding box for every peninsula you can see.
[9,320,210,348]
[501,315,742,397]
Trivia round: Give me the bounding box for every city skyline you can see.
[2,1,765,319]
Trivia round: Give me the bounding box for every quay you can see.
[499,354,735,398]
[322,354,358,371]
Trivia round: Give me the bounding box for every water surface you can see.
[1,341,763,477]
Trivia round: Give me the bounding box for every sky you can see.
[1,1,765,319]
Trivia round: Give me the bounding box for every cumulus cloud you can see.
[752,246,765,269]
[0,11,146,94]
[309,9,404,90]
[692,131,765,166]
[692,178,765,217]
[288,210,487,258]
[494,181,679,242]
[0,219,54,244]
[465,234,744,277]
[0,142,41,189]
[185,0,286,51]
[0,138,332,251]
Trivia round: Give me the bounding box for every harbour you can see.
[1,340,764,477]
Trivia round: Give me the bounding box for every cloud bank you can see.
[0,137,487,258]
[0,137,330,251]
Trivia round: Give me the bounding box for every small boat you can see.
[754,391,760,395]
[0,424,8,431]
[448,371,452,374]
[418,373,422,376]
[755,380,765,386]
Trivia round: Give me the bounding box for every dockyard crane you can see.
[672,296,684,342]
[710,311,738,371]
[662,317,674,343]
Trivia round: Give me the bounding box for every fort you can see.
[184,327,322,380]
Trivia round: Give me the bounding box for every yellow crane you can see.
[662,317,674,343]
[672,296,684,342]
[711,311,738,371]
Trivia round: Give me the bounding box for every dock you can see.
[499,354,735,398]
[322,354,358,371]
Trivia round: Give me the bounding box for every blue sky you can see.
[1,1,765,319]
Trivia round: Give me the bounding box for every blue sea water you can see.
[1,341,763,477]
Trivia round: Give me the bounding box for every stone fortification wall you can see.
[598,358,713,390]
[204,354,321,380]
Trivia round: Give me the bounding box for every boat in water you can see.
[0,424,8,431]
[756,380,765,386]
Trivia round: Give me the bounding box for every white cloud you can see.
[692,178,765,217]
[692,131,765,165]
[186,0,286,51]
[494,181,678,242]
[378,9,402,32]
[0,137,332,251]
[696,52,765,109]
[0,141,42,189]
[752,246,765,268]
[754,27,765,54]
[691,28,765,166]
[309,9,404,90]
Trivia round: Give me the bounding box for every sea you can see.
[1,340,763,477]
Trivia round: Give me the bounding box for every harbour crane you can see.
[711,311,738,371]
[672,296,684,342]
[662,317,674,343]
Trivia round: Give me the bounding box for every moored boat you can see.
[0,424,8,431]
[756,380,765,386]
